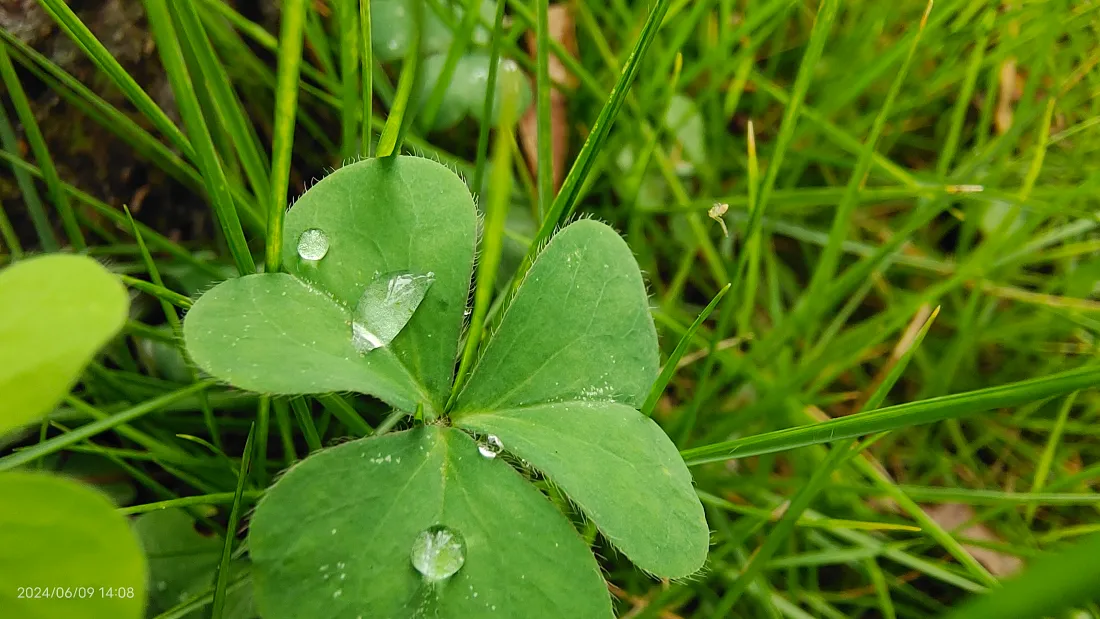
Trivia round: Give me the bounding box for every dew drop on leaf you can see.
[411,525,467,582]
[351,271,435,354]
[477,434,503,459]
[296,228,330,261]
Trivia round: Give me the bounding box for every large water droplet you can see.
[411,525,466,582]
[351,271,435,353]
[297,228,329,261]
[478,435,503,459]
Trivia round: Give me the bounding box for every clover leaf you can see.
[182,156,709,618]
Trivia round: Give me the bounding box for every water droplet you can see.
[351,271,435,353]
[296,228,329,261]
[478,434,503,459]
[411,525,466,582]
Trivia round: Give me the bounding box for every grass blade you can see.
[38,0,194,160]
[1025,391,1078,524]
[449,73,521,404]
[171,0,272,204]
[534,0,553,217]
[0,43,84,249]
[360,0,374,155]
[0,104,57,250]
[210,424,255,618]
[143,0,255,275]
[682,364,1100,466]
[718,306,940,608]
[266,0,310,273]
[0,381,212,472]
[472,0,509,193]
[805,0,931,298]
[526,0,673,255]
[337,0,361,159]
[376,1,421,158]
[643,283,730,417]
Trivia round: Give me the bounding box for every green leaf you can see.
[455,401,709,577]
[0,254,127,434]
[134,509,253,618]
[0,472,146,619]
[417,53,532,130]
[370,0,456,61]
[452,220,707,577]
[455,220,659,411]
[183,156,476,414]
[248,426,613,619]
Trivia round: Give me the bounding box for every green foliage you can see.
[250,426,613,618]
[0,254,126,434]
[0,472,146,619]
[8,0,1100,616]
[185,157,707,614]
[134,509,253,618]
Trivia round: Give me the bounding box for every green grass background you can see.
[2,0,1100,616]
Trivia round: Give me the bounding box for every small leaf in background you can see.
[134,509,253,618]
[0,472,146,619]
[248,426,613,619]
[417,53,533,130]
[0,254,127,434]
[370,0,494,61]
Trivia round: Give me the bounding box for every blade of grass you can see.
[360,0,374,155]
[0,381,213,472]
[534,0,553,217]
[472,0,509,193]
[266,0,310,273]
[118,490,264,515]
[38,0,195,160]
[143,0,255,275]
[682,364,1100,466]
[337,0,361,159]
[0,43,84,249]
[805,0,931,299]
[0,198,21,259]
[449,72,521,405]
[643,283,730,417]
[210,424,254,619]
[170,0,272,205]
[317,394,373,436]
[1025,391,1078,524]
[718,306,940,608]
[124,206,222,450]
[0,149,223,277]
[289,397,322,453]
[0,105,56,250]
[526,0,672,256]
[376,0,421,158]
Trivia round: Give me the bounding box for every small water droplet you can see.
[478,434,503,459]
[352,271,435,354]
[411,525,466,582]
[297,228,329,261]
